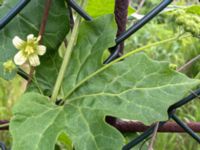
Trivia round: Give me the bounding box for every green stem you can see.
[64,34,191,100]
[51,15,81,102]
[17,69,43,94]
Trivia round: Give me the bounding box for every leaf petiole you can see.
[51,10,82,102]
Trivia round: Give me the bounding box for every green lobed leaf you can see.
[85,0,135,17]
[29,14,117,96]
[11,53,200,150]
[66,53,200,123]
[0,0,70,80]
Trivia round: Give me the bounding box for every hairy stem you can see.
[38,0,52,41]
[64,34,191,99]
[51,15,81,102]
[114,0,129,54]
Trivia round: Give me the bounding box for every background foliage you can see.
[127,0,200,149]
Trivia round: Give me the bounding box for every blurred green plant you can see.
[125,7,200,78]
[0,76,25,148]
[126,1,200,150]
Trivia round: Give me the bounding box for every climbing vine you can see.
[0,0,199,150]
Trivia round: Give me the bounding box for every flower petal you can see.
[27,34,35,43]
[37,45,46,55]
[29,55,40,66]
[14,51,27,65]
[12,36,25,49]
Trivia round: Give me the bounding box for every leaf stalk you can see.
[51,14,81,102]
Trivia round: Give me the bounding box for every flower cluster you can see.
[172,9,200,37]
[13,34,46,67]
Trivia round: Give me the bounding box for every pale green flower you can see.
[3,60,16,73]
[169,64,177,70]
[13,34,46,67]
